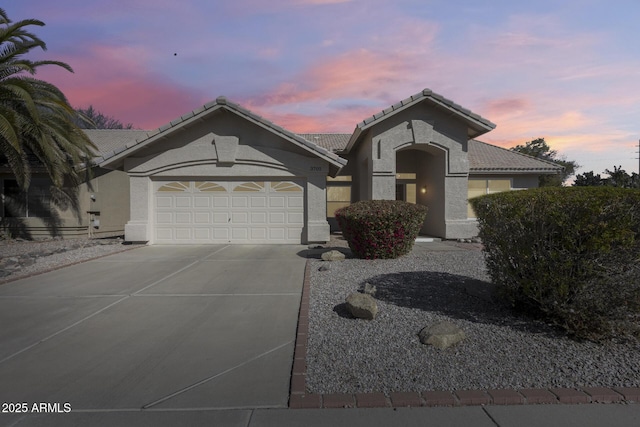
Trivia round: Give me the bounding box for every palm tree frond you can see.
[0,10,96,193]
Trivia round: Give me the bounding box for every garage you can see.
[154,180,304,244]
[98,96,346,244]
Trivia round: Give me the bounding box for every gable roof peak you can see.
[345,88,496,153]
[97,96,346,172]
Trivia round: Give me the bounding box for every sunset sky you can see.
[8,1,640,179]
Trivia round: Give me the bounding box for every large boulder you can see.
[345,292,378,320]
[418,321,465,349]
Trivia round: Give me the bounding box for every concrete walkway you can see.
[2,404,639,426]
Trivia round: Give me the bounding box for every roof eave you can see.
[470,168,564,174]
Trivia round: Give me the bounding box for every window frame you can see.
[1,178,52,218]
[467,178,512,219]
[326,175,352,218]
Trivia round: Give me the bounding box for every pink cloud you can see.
[36,44,207,129]
[245,49,416,108]
[482,97,532,118]
[243,15,440,108]
[254,104,376,133]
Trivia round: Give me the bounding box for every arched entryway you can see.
[396,145,446,237]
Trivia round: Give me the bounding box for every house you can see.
[0,156,130,240]
[0,89,563,242]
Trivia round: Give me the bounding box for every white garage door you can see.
[154,180,304,244]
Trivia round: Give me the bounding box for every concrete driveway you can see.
[0,245,306,419]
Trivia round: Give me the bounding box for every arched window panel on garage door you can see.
[157,181,190,192]
[270,181,303,192]
[195,181,227,192]
[233,182,265,192]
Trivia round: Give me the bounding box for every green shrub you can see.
[470,186,640,341]
[335,200,427,259]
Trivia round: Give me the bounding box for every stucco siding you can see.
[0,168,129,239]
[82,168,130,237]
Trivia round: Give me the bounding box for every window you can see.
[327,175,352,217]
[2,178,51,218]
[395,173,416,204]
[467,178,511,218]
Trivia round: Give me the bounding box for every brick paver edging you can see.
[289,259,640,409]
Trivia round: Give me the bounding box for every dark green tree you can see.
[511,138,579,186]
[573,166,640,188]
[573,171,604,187]
[603,166,640,188]
[0,8,95,191]
[74,105,133,129]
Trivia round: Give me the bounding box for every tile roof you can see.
[84,129,150,159]
[468,140,563,173]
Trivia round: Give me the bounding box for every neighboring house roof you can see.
[345,88,497,153]
[95,97,346,172]
[84,129,150,158]
[303,134,563,174]
[469,140,564,173]
[297,133,350,153]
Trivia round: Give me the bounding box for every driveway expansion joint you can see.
[143,340,294,409]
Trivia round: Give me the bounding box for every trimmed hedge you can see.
[470,187,640,341]
[336,200,427,259]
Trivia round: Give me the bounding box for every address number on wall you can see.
[310,166,322,171]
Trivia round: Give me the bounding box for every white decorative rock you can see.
[418,321,466,349]
[321,250,345,261]
[345,292,378,320]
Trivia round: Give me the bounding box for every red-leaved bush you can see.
[335,200,427,259]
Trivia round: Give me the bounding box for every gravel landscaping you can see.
[0,237,144,283]
[306,242,640,395]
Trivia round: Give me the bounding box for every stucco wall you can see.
[354,132,373,201]
[0,168,129,239]
[85,168,130,237]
